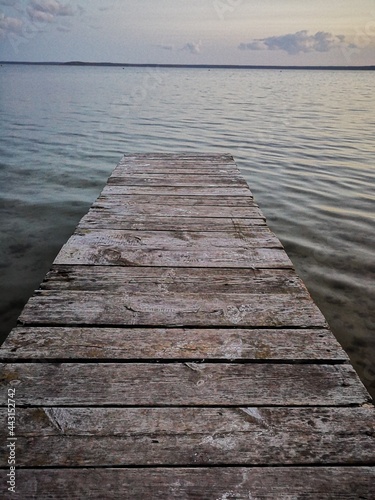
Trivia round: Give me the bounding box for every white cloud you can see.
[0,12,23,38]
[239,31,357,55]
[27,0,74,24]
[181,40,202,54]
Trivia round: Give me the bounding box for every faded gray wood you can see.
[116,156,236,165]
[0,363,369,406]
[78,214,267,230]
[95,194,257,206]
[56,228,278,251]
[101,185,252,196]
[88,201,263,218]
[40,267,313,294]
[118,153,234,161]
[54,246,291,268]
[112,166,241,175]
[62,226,283,250]
[111,161,242,175]
[53,230,290,268]
[0,327,348,361]
[18,290,326,327]
[108,173,249,187]
[0,407,373,466]
[2,467,373,500]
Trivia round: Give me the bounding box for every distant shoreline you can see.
[0,61,374,70]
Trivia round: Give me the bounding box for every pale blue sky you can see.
[1,0,374,65]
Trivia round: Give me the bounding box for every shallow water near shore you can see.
[0,64,374,398]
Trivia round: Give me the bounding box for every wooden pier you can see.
[1,153,374,498]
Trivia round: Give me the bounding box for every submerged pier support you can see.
[0,153,374,498]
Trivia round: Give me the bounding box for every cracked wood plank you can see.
[118,153,234,161]
[94,194,257,206]
[78,215,267,230]
[86,202,263,219]
[1,467,373,499]
[53,231,290,268]
[39,267,315,294]
[111,166,241,175]
[0,327,348,361]
[101,185,252,196]
[0,407,373,466]
[58,228,278,250]
[111,160,241,175]
[107,174,249,187]
[0,364,369,406]
[18,290,326,327]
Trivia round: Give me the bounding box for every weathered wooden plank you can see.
[40,267,311,295]
[0,407,373,466]
[56,228,277,253]
[119,153,234,161]
[112,167,241,175]
[60,229,276,250]
[108,174,249,188]
[18,290,326,327]
[0,327,348,361]
[88,202,262,219]
[2,467,374,500]
[0,364,368,406]
[96,194,257,206]
[78,215,267,230]
[101,185,252,196]
[112,163,241,175]
[54,247,291,268]
[117,156,235,165]
[53,230,290,268]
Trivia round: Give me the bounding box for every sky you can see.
[0,0,375,65]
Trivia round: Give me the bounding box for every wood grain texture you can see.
[101,185,252,196]
[57,228,278,250]
[118,153,234,161]
[95,194,257,206]
[0,407,374,466]
[1,467,373,500]
[0,363,369,406]
[112,160,241,174]
[87,201,263,219]
[0,327,348,361]
[53,230,290,268]
[112,166,241,175]
[108,174,249,187]
[54,228,280,262]
[78,214,267,230]
[18,290,326,327]
[39,266,315,295]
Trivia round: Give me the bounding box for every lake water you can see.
[0,64,374,398]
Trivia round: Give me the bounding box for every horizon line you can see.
[1,61,375,70]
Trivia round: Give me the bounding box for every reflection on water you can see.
[0,65,374,397]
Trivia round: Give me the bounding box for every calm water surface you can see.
[0,65,374,397]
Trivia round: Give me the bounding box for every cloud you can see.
[0,0,18,6]
[27,0,74,24]
[181,40,202,55]
[239,31,357,55]
[0,12,23,38]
